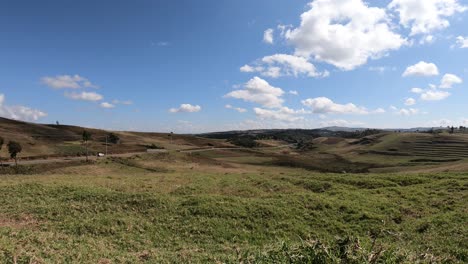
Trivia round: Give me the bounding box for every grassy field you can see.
[1,118,467,262]
[0,152,466,263]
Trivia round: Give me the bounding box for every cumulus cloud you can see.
[0,94,47,122]
[254,107,308,122]
[224,77,284,108]
[241,54,328,78]
[169,104,201,113]
[289,90,299,95]
[405,97,416,105]
[410,87,424,93]
[439,73,462,88]
[420,90,451,101]
[100,102,115,109]
[455,36,468,48]
[301,97,378,115]
[65,91,103,101]
[240,65,255,73]
[389,0,467,36]
[41,74,99,89]
[283,0,407,70]
[225,104,247,113]
[402,61,439,77]
[420,34,435,44]
[263,28,274,44]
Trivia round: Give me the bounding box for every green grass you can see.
[0,156,466,263]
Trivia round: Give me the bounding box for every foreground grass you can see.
[0,155,466,263]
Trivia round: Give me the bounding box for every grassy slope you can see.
[0,118,229,159]
[0,153,466,263]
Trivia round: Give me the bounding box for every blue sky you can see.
[1,0,467,133]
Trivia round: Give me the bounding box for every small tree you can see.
[7,141,22,166]
[108,133,120,144]
[0,136,4,165]
[82,130,92,161]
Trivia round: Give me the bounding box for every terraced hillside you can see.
[411,138,468,159]
[362,133,468,161]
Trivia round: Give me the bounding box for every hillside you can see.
[0,118,229,160]
[0,118,467,262]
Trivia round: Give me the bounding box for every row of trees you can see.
[0,137,22,166]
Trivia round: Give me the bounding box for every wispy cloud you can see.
[41,74,99,89]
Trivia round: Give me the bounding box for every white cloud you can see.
[0,94,47,122]
[397,108,420,116]
[439,73,462,88]
[224,77,285,108]
[241,54,328,78]
[389,0,467,36]
[65,91,103,101]
[284,0,407,70]
[263,67,282,78]
[390,106,420,116]
[420,90,451,100]
[240,65,256,73]
[225,104,247,113]
[254,107,307,122]
[405,97,416,105]
[301,97,372,115]
[41,74,99,89]
[374,108,386,114]
[410,87,424,93]
[420,35,435,44]
[100,102,115,109]
[263,28,274,44]
[455,36,468,48]
[289,90,298,95]
[402,61,439,77]
[169,104,201,113]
